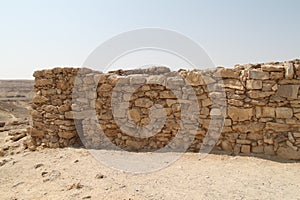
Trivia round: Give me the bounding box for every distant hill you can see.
[0,80,34,99]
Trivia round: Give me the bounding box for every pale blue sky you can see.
[0,0,299,79]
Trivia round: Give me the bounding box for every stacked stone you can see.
[29,59,300,160]
[72,68,192,151]
[219,60,300,159]
[29,68,80,149]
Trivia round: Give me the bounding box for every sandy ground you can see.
[0,83,300,200]
[1,148,300,200]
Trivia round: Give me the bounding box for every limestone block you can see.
[232,123,264,134]
[264,145,275,155]
[277,146,300,159]
[249,70,269,80]
[262,107,275,118]
[221,141,233,152]
[129,75,146,85]
[35,79,53,87]
[227,106,253,121]
[270,72,284,80]
[247,91,274,99]
[129,108,141,122]
[284,63,294,79]
[30,127,44,138]
[236,139,251,145]
[210,108,222,116]
[261,65,284,72]
[276,85,299,99]
[276,107,293,119]
[223,79,244,90]
[214,68,240,78]
[58,131,76,139]
[135,98,154,108]
[252,145,264,154]
[241,145,251,153]
[246,80,262,89]
[33,95,49,104]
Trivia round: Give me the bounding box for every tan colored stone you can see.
[130,75,146,85]
[294,113,300,120]
[264,138,274,145]
[241,145,251,153]
[266,122,292,132]
[247,91,274,99]
[147,75,166,85]
[221,127,233,133]
[252,145,264,154]
[140,117,151,125]
[30,127,44,138]
[228,99,243,106]
[125,140,145,150]
[232,123,264,134]
[246,80,262,89]
[249,70,269,80]
[145,91,158,98]
[286,140,298,151]
[278,79,300,84]
[185,71,215,86]
[233,144,241,154]
[129,108,141,122]
[35,79,53,87]
[224,119,232,126]
[221,141,233,152]
[58,105,71,113]
[227,106,253,121]
[284,63,294,79]
[58,131,76,139]
[33,95,49,104]
[223,79,244,90]
[135,98,153,108]
[262,107,275,118]
[276,85,299,99]
[277,146,300,159]
[293,132,300,138]
[210,108,222,116]
[271,84,278,91]
[215,68,240,78]
[166,99,177,107]
[98,84,112,92]
[276,107,293,118]
[264,145,275,155]
[270,72,284,80]
[65,111,73,119]
[261,65,284,72]
[236,139,251,145]
[200,107,210,116]
[202,98,212,107]
[288,132,296,143]
[160,91,176,99]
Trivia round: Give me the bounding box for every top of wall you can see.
[33,59,300,78]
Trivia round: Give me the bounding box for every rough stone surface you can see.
[276,85,299,99]
[249,70,269,80]
[228,107,253,122]
[28,60,300,160]
[276,107,293,119]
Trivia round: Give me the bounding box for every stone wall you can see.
[28,59,300,160]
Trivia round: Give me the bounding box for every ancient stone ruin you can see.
[28,59,300,160]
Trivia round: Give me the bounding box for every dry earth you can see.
[1,148,300,200]
[0,80,300,200]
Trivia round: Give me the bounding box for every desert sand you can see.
[0,80,300,200]
[1,148,300,200]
